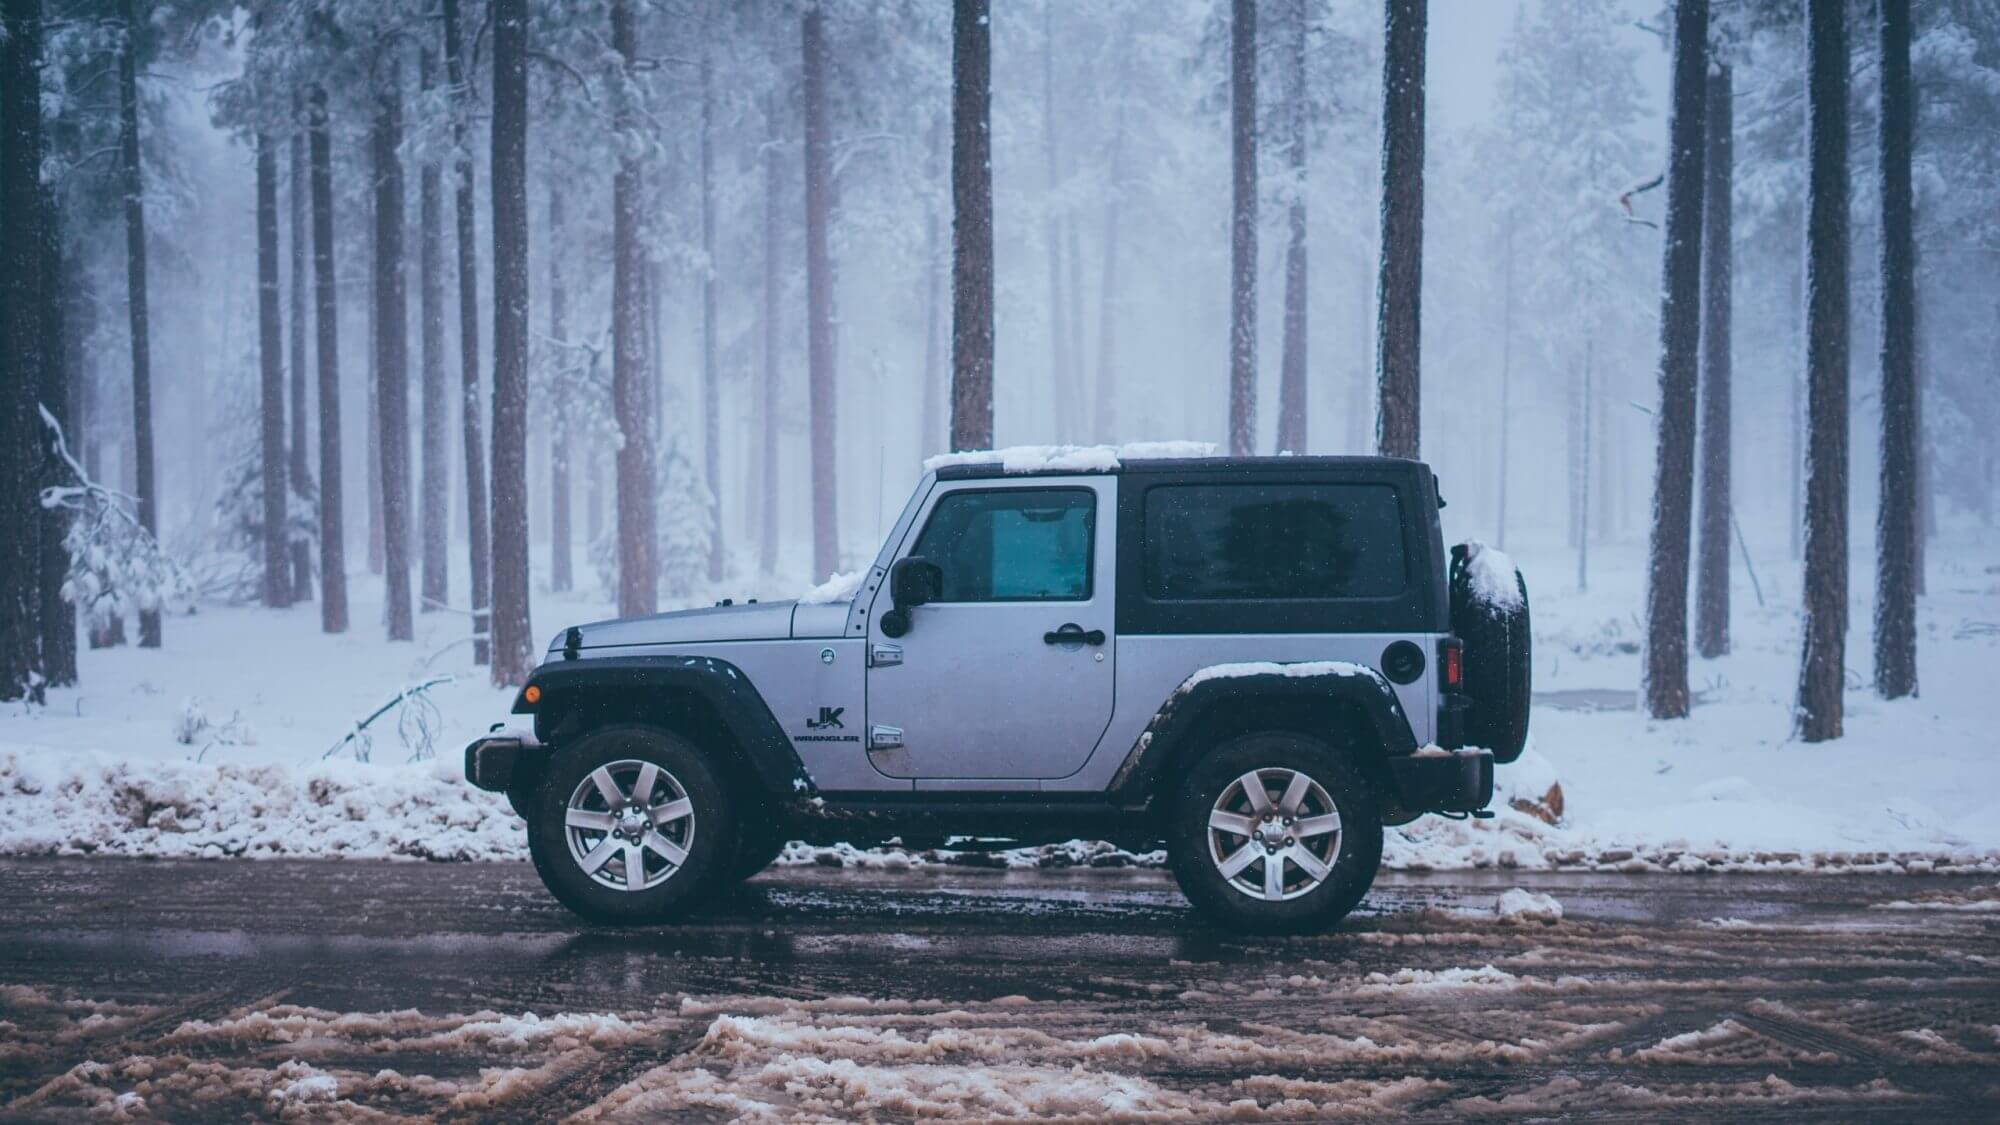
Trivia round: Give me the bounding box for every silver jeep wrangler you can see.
[467,453,1530,934]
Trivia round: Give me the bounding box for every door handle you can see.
[1043,623,1105,646]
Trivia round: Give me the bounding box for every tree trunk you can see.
[611,0,657,616]
[1094,71,1128,444]
[1577,335,1592,592]
[699,52,724,583]
[1373,0,1425,459]
[1796,0,1850,742]
[1041,4,1074,446]
[1641,0,1708,720]
[489,0,534,684]
[919,117,945,460]
[804,4,843,570]
[1,0,47,700]
[288,95,313,599]
[1276,0,1308,454]
[548,179,572,593]
[367,294,383,575]
[1873,0,1917,700]
[760,85,783,577]
[417,52,449,614]
[1787,263,1803,560]
[1228,0,1258,456]
[308,87,348,632]
[38,182,76,687]
[257,133,292,608]
[1695,64,1733,660]
[949,0,994,455]
[372,72,413,642]
[442,0,489,661]
[119,0,161,648]
[1496,214,1513,550]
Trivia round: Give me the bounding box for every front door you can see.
[864,478,1116,780]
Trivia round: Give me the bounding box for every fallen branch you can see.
[321,675,457,764]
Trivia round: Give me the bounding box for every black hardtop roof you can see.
[932,454,1432,481]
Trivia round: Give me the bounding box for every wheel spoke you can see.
[631,762,660,808]
[589,767,624,809]
[1216,845,1259,880]
[565,808,616,832]
[1277,771,1312,817]
[1263,853,1287,900]
[1290,845,1331,882]
[643,830,689,867]
[576,835,620,874]
[1293,812,1341,839]
[649,797,694,827]
[1236,771,1272,814]
[1207,809,1256,837]
[622,842,647,887]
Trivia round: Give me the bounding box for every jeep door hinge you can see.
[868,642,903,668]
[868,724,905,750]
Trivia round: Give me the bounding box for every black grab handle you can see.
[1043,623,1106,646]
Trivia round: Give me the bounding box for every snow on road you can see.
[2,538,1996,872]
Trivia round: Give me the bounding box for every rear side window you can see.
[911,488,1095,602]
[1143,483,1406,600]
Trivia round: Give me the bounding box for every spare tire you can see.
[1449,542,1531,764]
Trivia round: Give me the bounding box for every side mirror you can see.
[881,557,942,637]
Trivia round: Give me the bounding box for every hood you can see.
[559,600,801,651]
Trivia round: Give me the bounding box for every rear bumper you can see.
[1387,748,1493,814]
[464,730,540,792]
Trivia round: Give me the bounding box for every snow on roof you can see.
[922,440,1218,476]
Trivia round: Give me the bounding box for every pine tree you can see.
[372,65,413,642]
[699,48,725,583]
[1796,0,1850,742]
[759,82,783,578]
[443,0,489,663]
[309,85,348,632]
[37,182,76,687]
[119,0,161,648]
[949,0,993,455]
[490,0,534,685]
[1873,0,1918,700]
[1374,0,1425,459]
[1641,0,1708,720]
[1042,3,1073,447]
[257,132,292,608]
[547,179,573,594]
[1694,63,1733,660]
[805,3,844,569]
[287,95,314,601]
[610,0,658,617]
[419,51,450,615]
[1228,0,1258,456]
[1,0,47,700]
[1275,0,1310,455]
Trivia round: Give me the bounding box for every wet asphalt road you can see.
[1,860,1996,1121]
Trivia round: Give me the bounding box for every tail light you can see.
[1440,637,1464,692]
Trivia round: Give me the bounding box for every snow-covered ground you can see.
[2,534,1996,873]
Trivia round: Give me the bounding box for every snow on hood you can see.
[562,598,799,649]
[798,570,864,605]
[923,440,1217,475]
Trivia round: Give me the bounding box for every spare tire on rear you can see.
[1448,542,1531,764]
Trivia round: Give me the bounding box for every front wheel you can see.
[527,725,736,924]
[1166,733,1383,935]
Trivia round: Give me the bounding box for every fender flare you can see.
[512,654,812,797]
[1106,662,1420,802]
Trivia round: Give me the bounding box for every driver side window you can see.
[910,488,1094,602]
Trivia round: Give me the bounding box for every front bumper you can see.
[1387,748,1494,814]
[464,729,540,792]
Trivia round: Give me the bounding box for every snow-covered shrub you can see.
[37,408,197,632]
[203,386,319,606]
[590,434,716,603]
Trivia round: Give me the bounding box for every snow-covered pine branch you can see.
[36,405,197,631]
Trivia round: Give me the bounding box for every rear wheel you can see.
[527,725,735,924]
[1166,733,1383,935]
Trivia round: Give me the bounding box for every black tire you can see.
[727,820,791,884]
[527,724,737,924]
[1165,733,1383,935]
[1449,542,1532,764]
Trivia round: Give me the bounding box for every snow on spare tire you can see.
[1449,541,1531,764]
